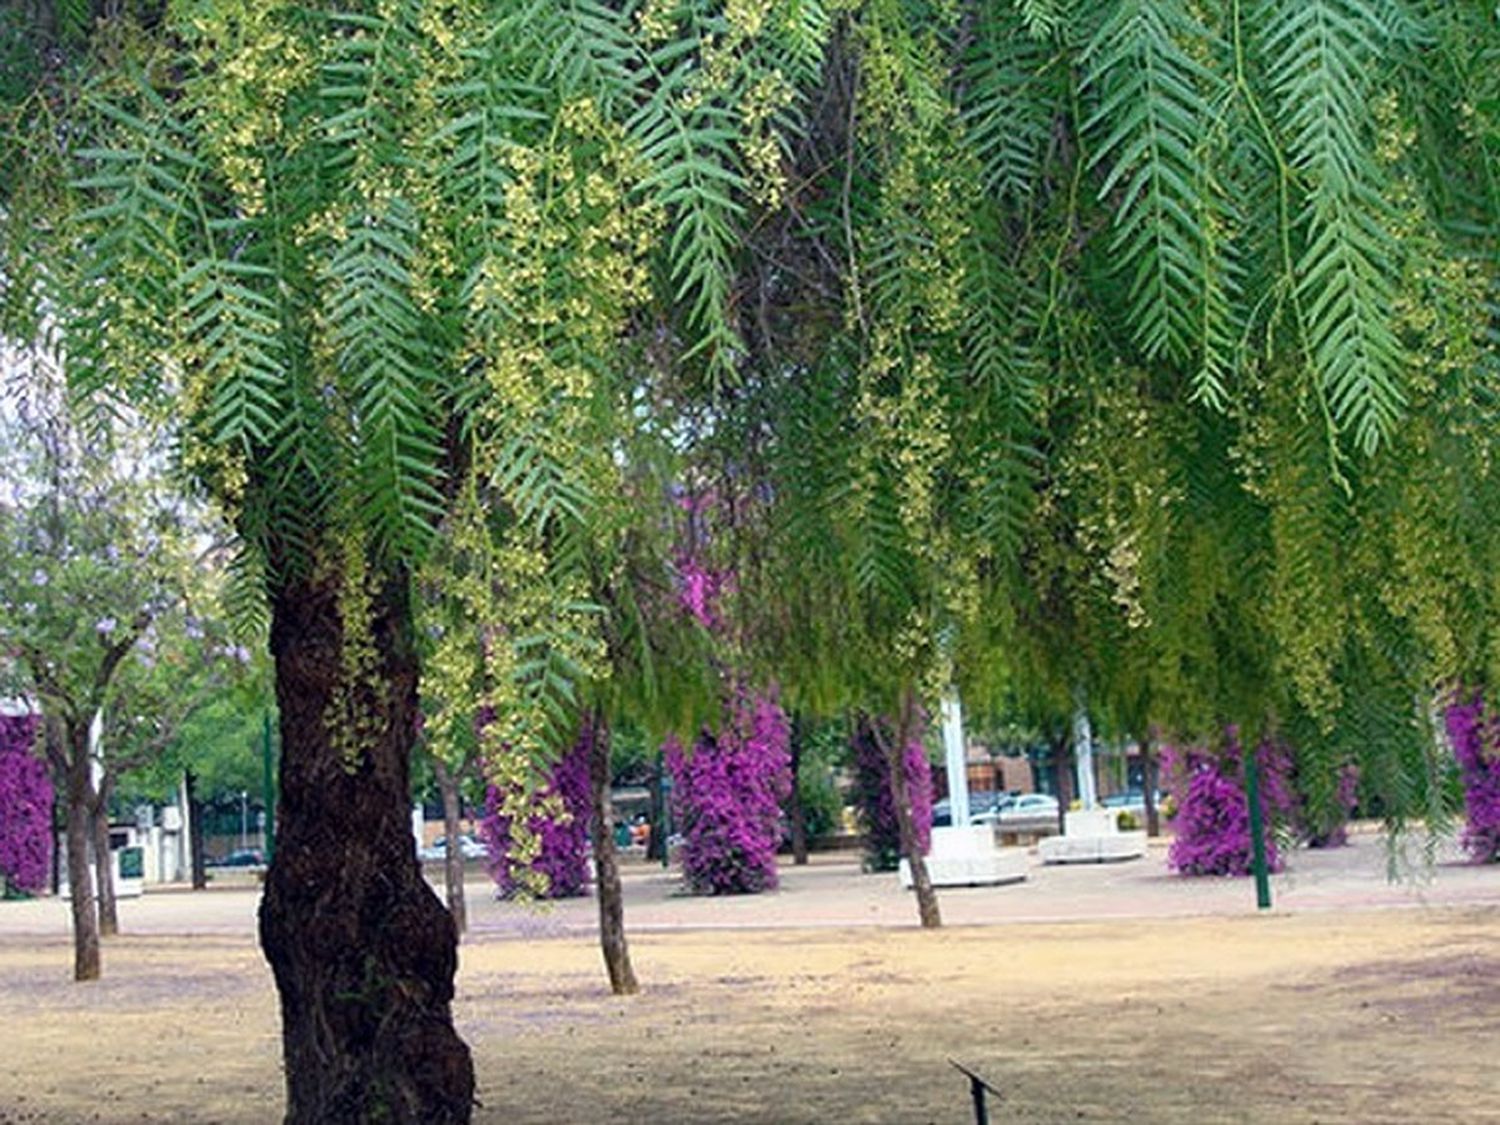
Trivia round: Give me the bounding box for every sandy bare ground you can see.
[1,835,1497,1123]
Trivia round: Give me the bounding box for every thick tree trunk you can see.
[586,713,638,995]
[431,756,466,936]
[880,695,940,928]
[91,780,118,937]
[186,770,207,890]
[63,745,100,981]
[787,712,809,865]
[258,563,474,1124]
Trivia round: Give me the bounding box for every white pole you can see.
[941,687,971,827]
[240,790,248,849]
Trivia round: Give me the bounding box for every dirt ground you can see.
[1,839,1497,1123]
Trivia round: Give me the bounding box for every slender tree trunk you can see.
[1140,736,1161,838]
[787,712,809,865]
[879,693,940,928]
[431,756,466,936]
[258,561,474,1124]
[91,778,118,937]
[586,712,638,995]
[645,755,665,862]
[186,770,207,890]
[62,730,101,981]
[1052,731,1073,837]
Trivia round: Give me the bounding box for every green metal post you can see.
[261,712,276,863]
[1244,749,1272,910]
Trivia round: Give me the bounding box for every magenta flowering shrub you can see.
[665,691,791,895]
[1446,698,1500,863]
[0,714,51,895]
[480,730,593,898]
[1164,735,1295,876]
[850,713,932,872]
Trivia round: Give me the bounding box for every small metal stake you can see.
[950,1059,999,1125]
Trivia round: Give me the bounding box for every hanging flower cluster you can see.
[1164,734,1295,876]
[479,729,593,899]
[850,713,932,873]
[1446,698,1500,863]
[665,691,791,895]
[672,488,734,631]
[0,714,51,895]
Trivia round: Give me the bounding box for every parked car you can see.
[932,791,1016,827]
[998,793,1059,822]
[420,834,489,862]
[210,848,264,868]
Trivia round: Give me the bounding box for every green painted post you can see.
[1244,749,1271,910]
[262,712,276,863]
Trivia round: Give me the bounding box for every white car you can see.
[419,834,488,862]
[998,793,1060,822]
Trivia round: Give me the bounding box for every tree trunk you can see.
[91,779,118,937]
[258,562,474,1124]
[186,770,207,890]
[431,756,466,936]
[645,755,665,862]
[586,713,638,995]
[1140,737,1161,838]
[1052,731,1073,837]
[787,712,809,866]
[62,734,101,981]
[880,693,940,928]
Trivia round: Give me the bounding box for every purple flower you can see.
[850,712,932,872]
[0,715,52,894]
[1164,734,1295,877]
[95,616,117,635]
[1446,697,1500,863]
[666,689,792,895]
[480,729,593,898]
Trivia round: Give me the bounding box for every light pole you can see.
[240,790,248,850]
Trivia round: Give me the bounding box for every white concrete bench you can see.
[1037,810,1146,864]
[1038,831,1147,864]
[899,825,1027,888]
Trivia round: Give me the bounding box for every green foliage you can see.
[1,0,1495,840]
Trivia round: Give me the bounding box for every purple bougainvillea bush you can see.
[665,691,791,895]
[480,730,593,899]
[850,712,932,873]
[0,713,51,895]
[1164,734,1295,876]
[1446,698,1500,863]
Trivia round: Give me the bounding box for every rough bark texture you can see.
[431,756,467,936]
[61,720,100,980]
[91,782,117,937]
[787,713,809,866]
[586,714,638,995]
[186,770,207,890]
[881,692,940,929]
[259,563,474,1124]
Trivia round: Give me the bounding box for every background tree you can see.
[0,351,218,976]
